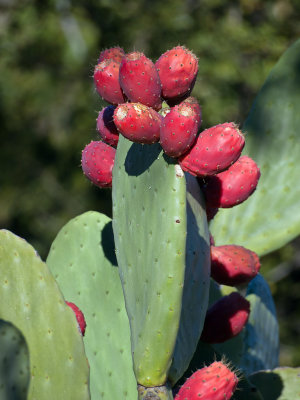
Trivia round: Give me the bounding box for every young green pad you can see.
[0,230,90,400]
[0,320,29,400]
[239,274,279,376]
[249,367,300,400]
[46,211,137,400]
[210,38,300,257]
[112,136,187,387]
[167,173,210,385]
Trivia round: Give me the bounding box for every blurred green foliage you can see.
[1,0,300,366]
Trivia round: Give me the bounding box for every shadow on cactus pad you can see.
[0,320,29,400]
[250,367,300,400]
[125,142,163,176]
[101,220,118,266]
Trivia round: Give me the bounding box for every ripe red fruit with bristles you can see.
[160,97,201,157]
[81,141,115,188]
[202,155,261,208]
[179,122,245,177]
[119,51,162,110]
[96,105,119,148]
[175,361,239,400]
[98,46,125,63]
[66,301,86,336]
[114,103,162,144]
[200,292,250,343]
[211,244,261,286]
[94,59,126,105]
[155,46,198,104]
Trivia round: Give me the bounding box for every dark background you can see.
[1,0,300,366]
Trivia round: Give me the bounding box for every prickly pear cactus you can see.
[2,39,300,400]
[0,230,90,400]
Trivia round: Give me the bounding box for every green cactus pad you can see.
[113,136,188,386]
[167,174,210,385]
[0,320,29,400]
[46,211,137,399]
[239,274,279,375]
[210,38,300,256]
[0,230,90,400]
[249,367,300,399]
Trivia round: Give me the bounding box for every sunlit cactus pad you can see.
[46,211,137,399]
[0,230,90,400]
[113,136,188,386]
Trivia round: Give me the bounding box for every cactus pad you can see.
[240,274,279,375]
[168,173,210,385]
[46,211,137,399]
[250,367,300,399]
[0,230,90,400]
[210,38,300,256]
[113,136,188,386]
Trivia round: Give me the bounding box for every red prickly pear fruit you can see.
[96,105,119,148]
[114,102,161,144]
[119,51,162,110]
[160,97,201,157]
[202,155,261,208]
[155,46,198,103]
[178,122,245,177]
[98,46,125,63]
[200,292,250,343]
[175,361,238,400]
[66,301,86,336]
[81,141,115,188]
[94,59,126,105]
[211,245,261,286]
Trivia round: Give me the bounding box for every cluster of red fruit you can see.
[80,45,263,399]
[82,45,260,210]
